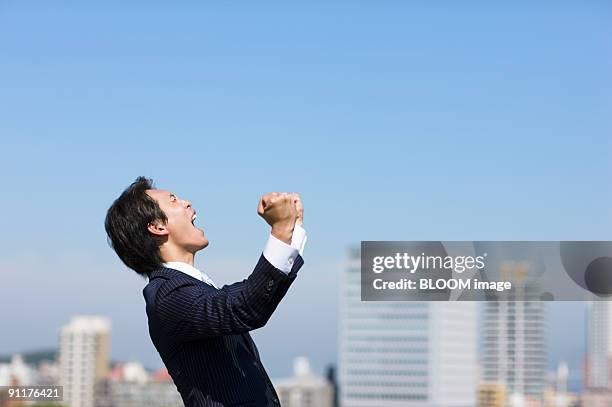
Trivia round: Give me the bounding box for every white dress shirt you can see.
[163,224,307,289]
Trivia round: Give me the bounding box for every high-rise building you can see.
[588,301,609,389]
[482,264,547,403]
[339,247,477,407]
[59,316,111,407]
[274,357,334,407]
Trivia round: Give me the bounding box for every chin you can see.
[189,239,209,253]
[190,227,208,250]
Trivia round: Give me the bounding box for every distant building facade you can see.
[478,382,506,407]
[0,355,35,386]
[587,301,609,389]
[59,316,111,407]
[95,363,183,407]
[482,265,547,403]
[274,357,333,407]
[340,247,477,406]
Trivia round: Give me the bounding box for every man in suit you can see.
[104,177,306,406]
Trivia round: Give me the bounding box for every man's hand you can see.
[258,192,299,244]
[293,193,303,227]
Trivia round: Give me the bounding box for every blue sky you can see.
[0,2,610,380]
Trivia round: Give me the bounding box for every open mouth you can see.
[191,212,197,226]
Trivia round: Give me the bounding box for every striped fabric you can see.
[143,254,304,407]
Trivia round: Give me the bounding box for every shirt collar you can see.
[163,261,204,282]
[162,261,218,288]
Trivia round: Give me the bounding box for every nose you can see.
[183,199,192,208]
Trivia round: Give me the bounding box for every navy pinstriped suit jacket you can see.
[143,254,304,407]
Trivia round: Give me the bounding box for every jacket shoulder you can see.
[143,268,201,305]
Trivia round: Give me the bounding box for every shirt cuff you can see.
[263,234,300,274]
[291,224,307,256]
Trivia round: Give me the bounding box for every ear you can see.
[148,220,169,237]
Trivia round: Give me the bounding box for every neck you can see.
[160,245,196,266]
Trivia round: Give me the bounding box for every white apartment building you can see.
[482,267,547,403]
[59,316,111,407]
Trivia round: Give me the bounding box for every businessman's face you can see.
[146,189,209,253]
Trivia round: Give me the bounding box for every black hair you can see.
[104,177,167,276]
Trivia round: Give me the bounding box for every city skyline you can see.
[0,296,594,407]
[0,299,587,391]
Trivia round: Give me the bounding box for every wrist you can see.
[271,222,294,244]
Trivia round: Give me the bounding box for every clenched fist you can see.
[293,193,303,227]
[258,192,301,244]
